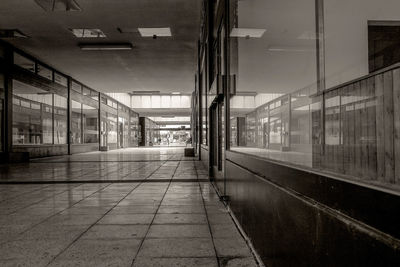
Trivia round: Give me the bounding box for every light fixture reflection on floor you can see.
[79,43,133,51]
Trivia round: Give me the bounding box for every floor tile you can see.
[98,214,154,225]
[147,224,211,238]
[82,224,148,239]
[137,238,215,258]
[133,257,218,267]
[50,239,141,266]
[214,238,253,257]
[153,214,207,224]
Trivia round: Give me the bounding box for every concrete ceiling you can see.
[0,0,201,94]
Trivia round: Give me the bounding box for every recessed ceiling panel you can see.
[0,0,200,93]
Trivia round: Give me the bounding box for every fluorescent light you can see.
[171,92,181,95]
[230,28,266,38]
[267,46,315,52]
[70,29,106,38]
[138,27,171,37]
[79,43,133,51]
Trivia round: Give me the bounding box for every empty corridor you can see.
[0,148,258,267]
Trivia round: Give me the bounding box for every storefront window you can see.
[227,0,400,190]
[71,100,82,144]
[12,80,53,145]
[228,0,317,166]
[107,113,118,145]
[82,104,98,143]
[129,113,139,147]
[54,95,67,144]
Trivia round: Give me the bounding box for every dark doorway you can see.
[368,22,400,73]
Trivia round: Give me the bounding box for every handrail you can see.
[312,62,400,97]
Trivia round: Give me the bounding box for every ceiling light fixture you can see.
[79,43,133,51]
[0,29,28,38]
[34,0,81,12]
[230,28,266,38]
[70,29,106,38]
[171,92,181,95]
[138,27,172,37]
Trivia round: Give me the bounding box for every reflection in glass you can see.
[12,80,53,145]
[37,64,53,80]
[82,104,98,143]
[228,0,317,167]
[107,113,118,144]
[14,53,35,73]
[71,100,82,144]
[54,95,67,144]
[227,0,400,190]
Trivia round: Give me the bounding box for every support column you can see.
[4,44,13,154]
[67,78,71,155]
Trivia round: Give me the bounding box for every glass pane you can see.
[129,113,139,147]
[14,53,35,72]
[107,113,118,144]
[12,80,53,145]
[71,100,82,144]
[54,72,68,87]
[54,94,67,144]
[228,0,317,167]
[71,81,82,93]
[82,104,98,143]
[37,64,53,80]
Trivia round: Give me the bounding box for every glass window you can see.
[71,81,82,93]
[82,87,90,96]
[12,80,53,145]
[71,100,82,144]
[101,96,107,105]
[201,70,207,145]
[226,0,400,191]
[129,113,139,147]
[82,87,98,101]
[37,64,53,80]
[82,104,99,143]
[14,53,35,73]
[107,113,118,145]
[54,94,67,144]
[228,0,317,166]
[324,1,400,88]
[54,72,68,87]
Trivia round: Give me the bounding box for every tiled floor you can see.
[0,148,258,267]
